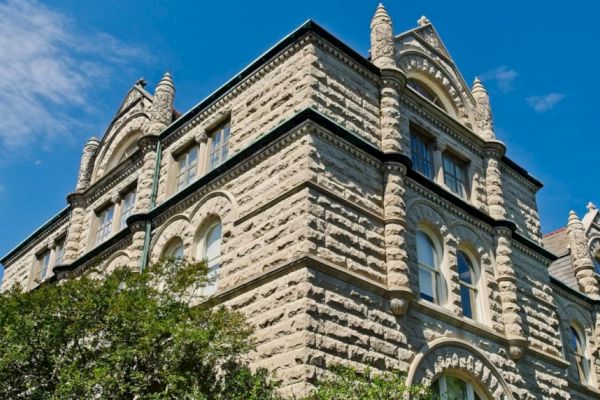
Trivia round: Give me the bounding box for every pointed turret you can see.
[147,71,175,135]
[567,210,600,297]
[471,77,495,140]
[370,3,396,68]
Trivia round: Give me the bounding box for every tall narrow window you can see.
[208,122,230,171]
[443,152,468,198]
[38,250,51,281]
[410,132,434,179]
[176,146,198,190]
[431,374,483,400]
[96,205,115,245]
[416,230,441,304]
[201,222,222,296]
[54,240,65,266]
[457,251,479,321]
[569,325,590,384]
[119,190,136,229]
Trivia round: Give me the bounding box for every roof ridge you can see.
[543,226,567,238]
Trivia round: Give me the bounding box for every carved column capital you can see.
[137,135,160,154]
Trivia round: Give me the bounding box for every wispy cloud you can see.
[34,160,42,166]
[480,66,518,93]
[526,93,566,113]
[0,0,145,157]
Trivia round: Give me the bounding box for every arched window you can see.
[416,230,442,304]
[592,252,600,275]
[569,324,590,384]
[200,221,222,296]
[407,79,447,111]
[457,250,480,321]
[431,374,485,400]
[163,237,184,259]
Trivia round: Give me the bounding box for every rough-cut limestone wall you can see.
[1,218,69,291]
[511,247,562,356]
[309,46,380,147]
[502,169,542,243]
[224,269,314,397]
[300,268,570,400]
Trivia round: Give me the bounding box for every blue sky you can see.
[0,0,598,280]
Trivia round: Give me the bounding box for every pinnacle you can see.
[156,71,175,91]
[417,15,431,26]
[568,210,581,226]
[372,3,390,21]
[471,77,487,94]
[587,202,597,211]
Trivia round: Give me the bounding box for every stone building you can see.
[2,5,600,399]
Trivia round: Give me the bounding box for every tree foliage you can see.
[307,365,433,400]
[0,259,281,399]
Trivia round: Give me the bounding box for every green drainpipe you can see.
[140,140,163,272]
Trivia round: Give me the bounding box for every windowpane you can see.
[419,268,434,302]
[443,153,468,198]
[39,251,51,280]
[202,222,222,296]
[416,231,440,303]
[120,190,136,229]
[411,133,433,179]
[208,123,230,171]
[416,231,436,268]
[55,242,64,266]
[165,238,184,259]
[592,253,600,274]
[569,326,590,383]
[433,374,481,400]
[177,146,198,190]
[408,79,447,111]
[96,206,114,244]
[457,251,478,321]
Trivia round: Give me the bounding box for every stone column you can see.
[75,137,100,192]
[483,141,507,220]
[62,193,86,264]
[495,226,528,360]
[567,211,600,297]
[471,78,495,140]
[135,135,160,213]
[383,163,413,316]
[128,218,147,273]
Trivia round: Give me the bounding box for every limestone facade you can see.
[2,6,599,399]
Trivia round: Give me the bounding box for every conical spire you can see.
[147,71,175,135]
[567,209,600,297]
[471,77,495,140]
[568,210,581,226]
[370,3,396,69]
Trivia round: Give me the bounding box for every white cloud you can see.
[0,0,144,158]
[480,66,518,93]
[526,93,566,113]
[34,160,42,165]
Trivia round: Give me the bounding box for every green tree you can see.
[0,259,281,399]
[307,365,433,400]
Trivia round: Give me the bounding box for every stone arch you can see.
[149,214,193,262]
[407,338,515,400]
[406,199,448,233]
[398,52,472,123]
[103,250,132,275]
[92,113,149,180]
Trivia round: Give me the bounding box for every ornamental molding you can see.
[62,234,133,279]
[551,280,595,311]
[162,32,378,150]
[406,338,515,400]
[85,155,143,206]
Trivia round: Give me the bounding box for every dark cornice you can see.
[1,207,71,266]
[157,20,379,143]
[501,155,543,189]
[550,276,600,306]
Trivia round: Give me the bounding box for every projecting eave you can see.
[0,206,71,267]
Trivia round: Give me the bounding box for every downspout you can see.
[139,140,163,272]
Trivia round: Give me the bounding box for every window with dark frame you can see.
[443,152,468,198]
[96,205,115,245]
[38,250,51,281]
[119,190,136,229]
[410,131,434,179]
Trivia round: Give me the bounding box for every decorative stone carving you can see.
[136,135,160,213]
[471,77,495,140]
[380,68,406,153]
[62,193,87,264]
[383,163,413,315]
[75,137,100,192]
[483,141,507,220]
[370,4,395,69]
[494,227,528,359]
[147,72,175,135]
[567,210,600,297]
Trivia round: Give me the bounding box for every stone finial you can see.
[147,71,175,135]
[135,77,147,88]
[370,3,396,69]
[417,15,431,26]
[567,210,600,297]
[75,137,100,191]
[587,202,597,212]
[472,77,495,140]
